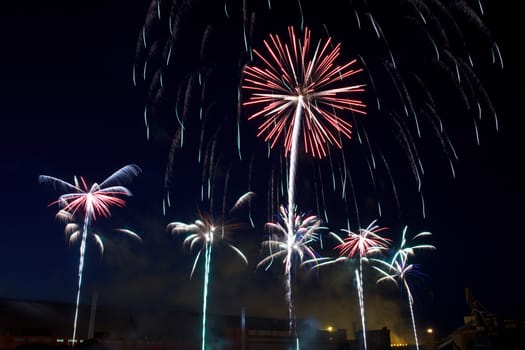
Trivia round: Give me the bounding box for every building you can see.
[354,327,391,350]
[0,298,353,350]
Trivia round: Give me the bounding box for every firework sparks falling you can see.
[257,205,325,336]
[168,192,254,350]
[136,1,502,221]
[58,210,142,257]
[372,227,435,350]
[39,164,141,346]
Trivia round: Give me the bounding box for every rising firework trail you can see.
[243,26,364,342]
[168,192,254,350]
[332,220,390,350]
[257,205,325,340]
[372,227,435,350]
[39,164,141,346]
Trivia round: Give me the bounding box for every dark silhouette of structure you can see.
[437,289,525,350]
[355,327,391,350]
[0,298,356,350]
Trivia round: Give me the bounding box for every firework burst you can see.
[168,191,254,350]
[39,164,141,346]
[257,205,325,336]
[334,220,390,350]
[242,25,366,159]
[333,220,391,258]
[313,220,390,350]
[372,227,435,350]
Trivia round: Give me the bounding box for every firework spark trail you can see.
[287,98,303,262]
[202,239,212,350]
[355,266,366,350]
[372,227,435,350]
[39,164,141,346]
[58,212,142,337]
[374,258,422,349]
[257,205,325,336]
[317,220,390,350]
[168,192,254,350]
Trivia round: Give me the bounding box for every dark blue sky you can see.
[0,0,523,341]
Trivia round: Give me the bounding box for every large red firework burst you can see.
[242,26,366,158]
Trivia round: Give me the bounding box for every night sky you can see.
[1,0,524,343]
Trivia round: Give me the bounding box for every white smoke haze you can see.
[78,205,428,346]
[97,238,416,341]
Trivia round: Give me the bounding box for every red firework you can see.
[242,26,366,158]
[40,164,141,221]
[335,220,391,258]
